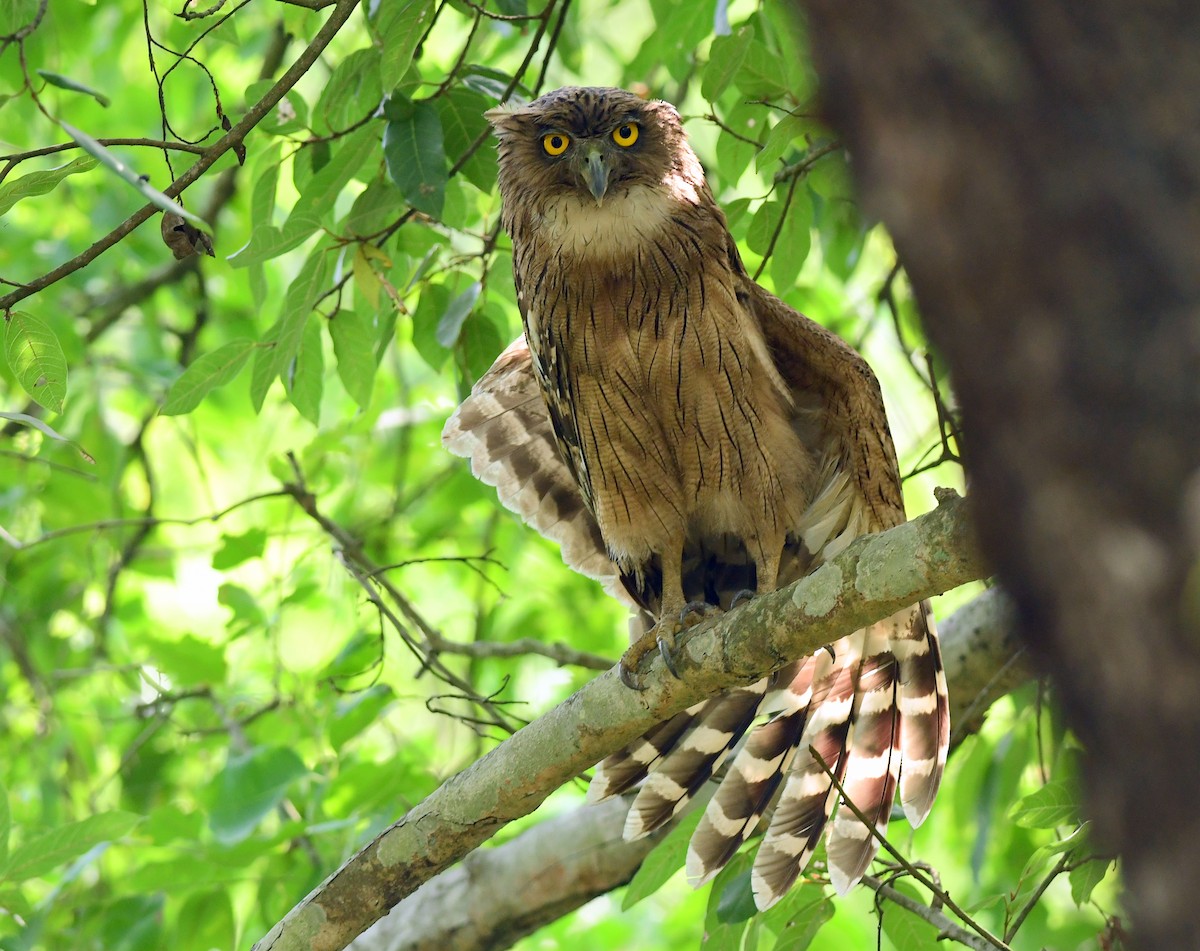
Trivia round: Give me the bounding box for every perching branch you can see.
[254,492,989,951]
[348,585,1029,951]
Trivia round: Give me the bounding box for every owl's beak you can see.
[581,148,609,203]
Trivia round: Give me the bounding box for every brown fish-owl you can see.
[443,86,949,908]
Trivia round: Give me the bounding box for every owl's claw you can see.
[657,634,681,678]
[618,660,646,691]
[729,589,757,610]
[618,601,723,689]
[619,618,679,690]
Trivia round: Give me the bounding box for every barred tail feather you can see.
[587,703,707,803]
[751,633,865,909]
[686,655,823,887]
[895,602,951,827]
[825,629,902,895]
[622,680,769,839]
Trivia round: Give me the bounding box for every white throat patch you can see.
[532,178,695,260]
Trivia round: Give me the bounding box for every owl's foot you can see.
[618,602,721,690]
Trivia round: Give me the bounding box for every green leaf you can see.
[345,177,406,236]
[714,100,762,187]
[249,248,330,411]
[2,812,141,883]
[144,804,204,846]
[0,780,9,871]
[37,70,110,106]
[410,282,453,371]
[763,891,833,951]
[756,113,809,174]
[1010,780,1079,829]
[436,282,481,347]
[230,126,375,267]
[218,583,266,630]
[330,308,379,409]
[0,411,94,461]
[320,47,382,132]
[212,528,267,570]
[806,151,853,200]
[813,192,865,280]
[715,869,758,923]
[97,894,164,951]
[0,155,97,216]
[320,631,382,681]
[702,24,754,102]
[434,86,494,192]
[372,0,437,90]
[160,339,257,415]
[769,192,812,292]
[735,39,791,99]
[60,122,209,233]
[286,315,324,425]
[746,200,783,257]
[245,81,309,136]
[208,747,308,845]
[880,881,942,951]
[4,311,67,414]
[384,97,447,217]
[330,684,395,751]
[175,889,236,951]
[1069,857,1111,906]
[621,808,703,909]
[140,634,227,686]
[249,145,282,225]
[457,305,507,383]
[461,66,525,103]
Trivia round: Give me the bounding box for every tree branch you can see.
[253,493,988,951]
[347,585,1029,951]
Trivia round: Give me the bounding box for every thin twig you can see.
[862,875,993,951]
[3,490,292,550]
[1005,851,1072,942]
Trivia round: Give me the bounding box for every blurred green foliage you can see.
[0,0,1118,948]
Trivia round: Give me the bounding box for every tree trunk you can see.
[797,3,1200,947]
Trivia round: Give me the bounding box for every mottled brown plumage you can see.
[443,87,949,909]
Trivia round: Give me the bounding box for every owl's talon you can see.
[729,589,756,610]
[619,617,685,688]
[658,633,681,678]
[618,660,647,691]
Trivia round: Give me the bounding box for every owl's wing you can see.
[442,336,632,604]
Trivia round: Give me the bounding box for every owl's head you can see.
[486,86,699,209]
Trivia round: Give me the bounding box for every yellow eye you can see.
[612,122,639,147]
[542,133,570,156]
